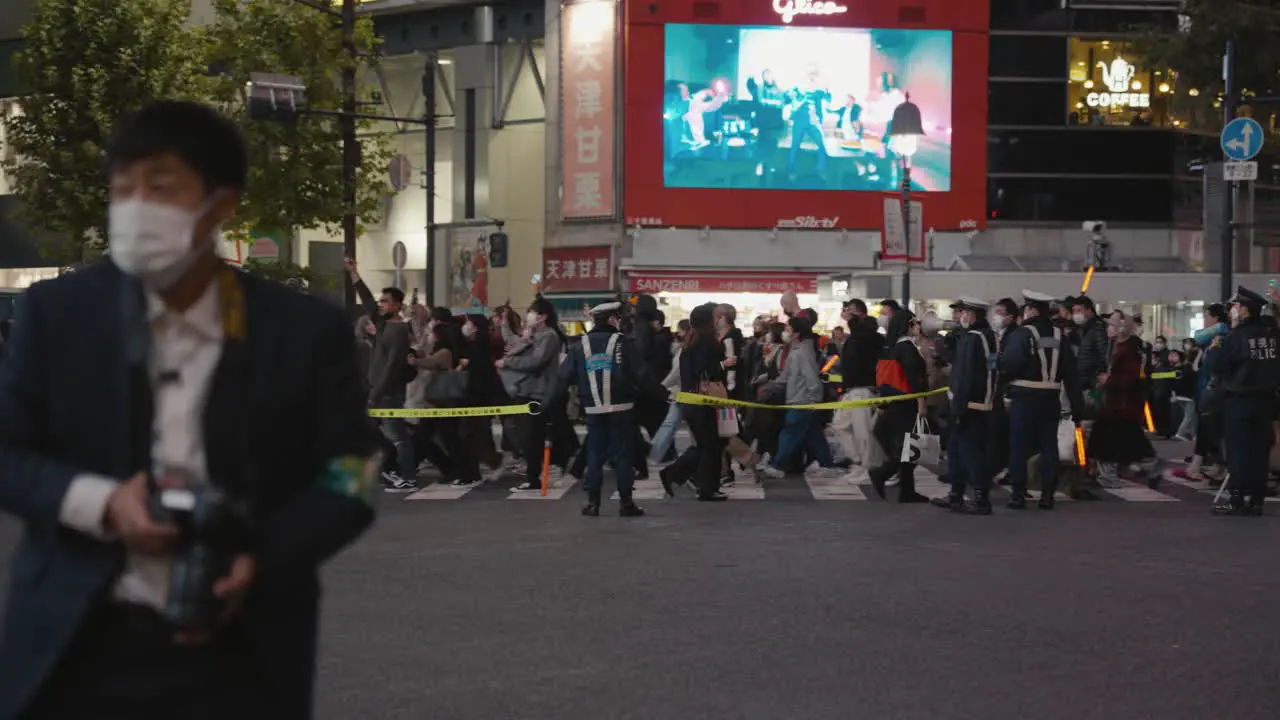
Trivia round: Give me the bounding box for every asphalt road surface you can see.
[2,438,1278,719]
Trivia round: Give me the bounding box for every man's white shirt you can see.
[58,281,223,610]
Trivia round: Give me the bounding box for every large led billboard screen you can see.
[663,25,953,193]
[624,0,989,231]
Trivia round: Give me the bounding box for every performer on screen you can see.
[470,235,489,309]
[683,83,729,151]
[784,64,833,178]
[746,69,786,177]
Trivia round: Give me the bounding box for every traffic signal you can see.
[488,232,508,268]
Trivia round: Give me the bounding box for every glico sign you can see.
[772,0,848,24]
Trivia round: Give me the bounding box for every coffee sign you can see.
[1086,57,1150,109]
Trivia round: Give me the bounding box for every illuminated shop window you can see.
[1066,38,1176,128]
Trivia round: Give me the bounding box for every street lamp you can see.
[887,93,924,310]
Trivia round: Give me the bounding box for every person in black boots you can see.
[660,304,730,501]
[932,296,999,514]
[999,289,1085,510]
[1211,286,1280,517]
[558,302,665,517]
[868,312,931,503]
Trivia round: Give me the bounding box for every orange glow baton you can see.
[540,429,551,497]
[821,354,839,374]
[1074,425,1087,466]
[1080,265,1094,294]
[1143,402,1156,433]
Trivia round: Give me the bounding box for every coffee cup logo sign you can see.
[1085,57,1150,109]
[772,0,848,24]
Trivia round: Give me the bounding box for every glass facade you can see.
[1066,38,1173,128]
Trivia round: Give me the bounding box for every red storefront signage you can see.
[560,1,618,220]
[626,271,818,294]
[542,246,615,292]
[622,0,988,231]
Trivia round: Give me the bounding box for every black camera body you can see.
[149,484,248,629]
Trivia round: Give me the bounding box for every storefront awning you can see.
[624,270,819,295]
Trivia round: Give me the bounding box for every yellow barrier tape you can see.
[369,403,536,419]
[675,387,947,411]
[1149,371,1179,380]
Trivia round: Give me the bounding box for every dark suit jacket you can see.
[0,262,377,719]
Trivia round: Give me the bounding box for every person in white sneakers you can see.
[762,316,842,479]
[829,299,885,483]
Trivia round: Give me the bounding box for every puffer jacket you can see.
[501,326,562,400]
[1076,316,1109,387]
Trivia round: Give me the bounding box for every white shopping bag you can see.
[900,416,940,465]
[1056,419,1076,463]
[716,407,740,438]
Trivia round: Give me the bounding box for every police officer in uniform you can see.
[558,302,666,517]
[998,290,1085,510]
[1211,286,1280,516]
[933,296,999,514]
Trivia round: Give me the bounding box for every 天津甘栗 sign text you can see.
[773,0,847,24]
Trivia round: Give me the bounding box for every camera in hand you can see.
[149,483,250,629]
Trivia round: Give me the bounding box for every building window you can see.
[987,176,1175,223]
[989,127,1176,176]
[989,35,1068,79]
[1066,38,1177,128]
[990,81,1070,126]
[991,0,1067,31]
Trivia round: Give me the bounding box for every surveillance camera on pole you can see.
[245,73,307,122]
[1081,220,1111,272]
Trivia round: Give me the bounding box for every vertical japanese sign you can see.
[560,0,617,220]
[542,246,614,293]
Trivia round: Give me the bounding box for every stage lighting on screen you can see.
[662,24,953,193]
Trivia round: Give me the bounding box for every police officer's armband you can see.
[317,453,383,506]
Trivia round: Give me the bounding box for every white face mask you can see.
[781,331,793,344]
[526,311,540,328]
[462,323,477,339]
[921,314,944,334]
[1229,306,1239,322]
[1071,313,1086,326]
[1153,342,1165,352]
[876,314,889,329]
[108,197,218,289]
[992,313,1009,329]
[959,318,971,329]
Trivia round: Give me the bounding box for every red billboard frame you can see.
[622,0,989,232]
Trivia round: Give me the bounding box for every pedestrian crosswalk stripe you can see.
[1099,479,1180,502]
[804,474,867,500]
[508,478,578,500]
[404,484,474,501]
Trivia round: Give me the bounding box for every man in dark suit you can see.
[0,101,378,718]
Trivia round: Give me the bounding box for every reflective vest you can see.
[580,333,633,415]
[1010,325,1063,390]
[966,329,998,411]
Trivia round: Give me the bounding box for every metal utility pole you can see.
[1221,40,1237,303]
[341,0,358,310]
[424,53,438,306]
[900,165,912,309]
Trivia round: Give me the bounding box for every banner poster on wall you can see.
[560,0,618,220]
[445,224,500,311]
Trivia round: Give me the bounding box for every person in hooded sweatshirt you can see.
[867,311,931,503]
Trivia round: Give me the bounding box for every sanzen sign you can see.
[627,272,818,294]
[1086,57,1150,109]
[772,0,848,23]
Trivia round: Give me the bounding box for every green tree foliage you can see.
[3,0,208,264]
[3,0,394,266]
[243,258,336,291]
[202,0,393,237]
[1133,0,1280,130]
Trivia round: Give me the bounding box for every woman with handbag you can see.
[496,298,571,492]
[411,321,478,486]
[867,313,932,503]
[659,303,730,501]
